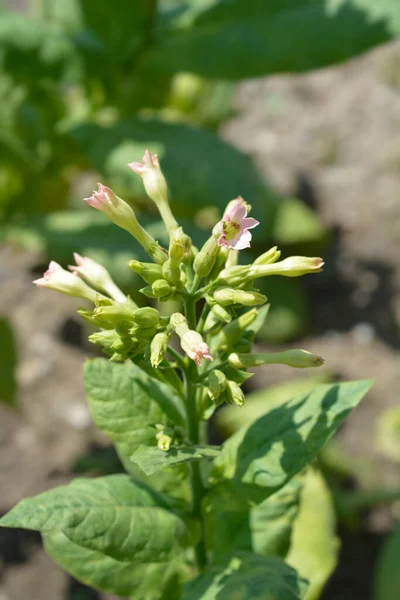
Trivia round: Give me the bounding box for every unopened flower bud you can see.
[213,287,267,307]
[77,308,113,329]
[162,259,181,286]
[216,308,258,349]
[226,380,245,407]
[150,331,171,368]
[253,246,281,266]
[157,433,172,452]
[208,370,227,402]
[128,150,178,234]
[169,227,191,266]
[85,183,167,264]
[33,261,98,302]
[128,260,163,284]
[210,302,232,324]
[193,227,220,278]
[68,253,127,303]
[217,265,251,286]
[248,256,324,279]
[151,279,173,299]
[228,349,325,369]
[129,325,158,340]
[131,307,160,328]
[94,302,135,326]
[89,329,120,350]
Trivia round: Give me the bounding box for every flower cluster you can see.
[34,150,324,430]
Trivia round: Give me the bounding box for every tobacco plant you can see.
[0,152,372,599]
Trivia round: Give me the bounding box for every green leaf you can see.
[0,475,190,562]
[84,359,185,457]
[251,477,303,558]
[0,12,80,83]
[0,317,17,407]
[287,468,339,600]
[205,477,303,560]
[131,445,220,476]
[211,380,373,505]
[69,118,279,232]
[373,527,400,600]
[148,0,396,80]
[44,530,182,599]
[182,551,308,600]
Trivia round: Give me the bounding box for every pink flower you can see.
[128,149,160,176]
[218,197,259,250]
[33,261,97,301]
[84,183,116,218]
[180,331,214,366]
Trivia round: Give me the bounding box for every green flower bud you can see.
[128,260,163,284]
[151,278,173,299]
[94,302,135,326]
[208,370,227,402]
[169,227,191,266]
[77,308,114,329]
[140,286,157,298]
[131,307,160,328]
[157,433,172,452]
[228,349,325,369]
[217,265,251,286]
[226,380,245,407]
[150,331,171,368]
[253,246,281,266]
[248,256,324,279]
[129,325,158,340]
[162,259,181,285]
[210,302,232,324]
[208,246,229,280]
[213,287,267,307]
[89,329,120,350]
[216,308,258,349]
[193,227,220,278]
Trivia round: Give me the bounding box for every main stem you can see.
[184,295,208,572]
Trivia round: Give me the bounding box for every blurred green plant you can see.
[0,317,17,407]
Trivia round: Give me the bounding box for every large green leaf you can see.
[131,445,220,476]
[287,468,339,600]
[44,531,182,599]
[373,527,400,600]
[148,0,397,80]
[69,118,279,233]
[84,359,185,458]
[216,375,331,437]
[0,317,17,407]
[205,477,303,560]
[0,12,80,83]
[211,380,373,505]
[181,551,308,600]
[0,475,190,562]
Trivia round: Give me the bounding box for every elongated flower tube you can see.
[217,197,259,250]
[228,349,325,369]
[128,150,179,234]
[218,256,324,285]
[33,261,98,302]
[69,253,127,303]
[85,183,167,264]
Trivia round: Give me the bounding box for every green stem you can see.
[166,345,186,370]
[183,295,208,572]
[197,303,211,335]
